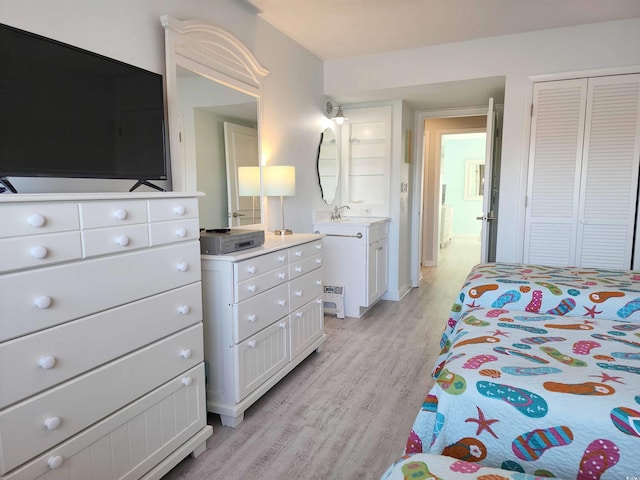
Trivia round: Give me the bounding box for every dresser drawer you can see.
[0,203,79,239]
[235,319,288,401]
[234,250,288,283]
[235,265,289,303]
[2,364,207,480]
[0,283,202,409]
[289,253,322,280]
[81,223,150,257]
[234,283,289,343]
[289,267,324,312]
[0,231,82,274]
[0,241,201,342]
[149,218,200,246]
[78,200,148,229]
[288,239,323,262]
[147,197,199,222]
[0,324,203,474]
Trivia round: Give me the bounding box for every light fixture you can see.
[237,166,261,224]
[264,165,296,235]
[326,101,347,125]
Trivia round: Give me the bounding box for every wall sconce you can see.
[326,101,347,125]
[237,166,261,224]
[264,165,296,235]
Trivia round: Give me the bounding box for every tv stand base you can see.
[129,180,165,192]
[0,177,17,193]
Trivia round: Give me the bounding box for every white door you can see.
[479,97,497,263]
[224,122,259,226]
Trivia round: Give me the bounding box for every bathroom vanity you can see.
[313,217,390,318]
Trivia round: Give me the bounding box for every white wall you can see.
[1,0,328,234]
[324,18,640,263]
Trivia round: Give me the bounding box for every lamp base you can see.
[274,228,293,236]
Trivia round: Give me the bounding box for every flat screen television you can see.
[0,23,168,193]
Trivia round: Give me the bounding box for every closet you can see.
[524,74,640,269]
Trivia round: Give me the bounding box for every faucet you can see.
[331,205,350,221]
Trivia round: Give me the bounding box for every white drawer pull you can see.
[48,455,64,470]
[278,255,286,263]
[180,348,192,359]
[113,208,127,220]
[28,213,46,227]
[316,280,322,286]
[248,284,257,293]
[39,356,57,369]
[247,265,256,274]
[178,305,190,315]
[296,312,303,318]
[295,290,303,297]
[316,258,322,264]
[175,227,187,238]
[182,376,193,386]
[248,314,256,322]
[278,272,286,279]
[248,340,257,348]
[44,416,61,431]
[316,298,322,304]
[177,262,189,272]
[278,299,286,307]
[315,244,322,250]
[174,205,186,216]
[34,296,52,309]
[295,266,303,273]
[115,235,130,247]
[279,321,287,329]
[295,250,303,257]
[30,245,48,259]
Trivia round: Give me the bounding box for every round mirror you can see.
[317,128,339,204]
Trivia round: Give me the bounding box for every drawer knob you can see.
[296,312,303,318]
[44,416,61,431]
[28,213,46,227]
[30,245,48,259]
[174,205,186,216]
[247,265,256,274]
[316,244,322,250]
[279,321,287,329]
[295,250,303,257]
[115,235,130,247]
[316,298,322,304]
[177,262,189,272]
[278,299,286,307]
[248,340,257,348]
[295,290,303,297]
[113,208,127,220]
[178,305,190,315]
[34,296,53,309]
[175,227,187,238]
[182,376,193,386]
[39,356,57,369]
[248,314,256,322]
[316,258,322,264]
[295,266,303,273]
[48,455,64,470]
[316,280,322,286]
[180,349,192,359]
[278,255,286,263]
[278,272,286,279]
[247,284,257,293]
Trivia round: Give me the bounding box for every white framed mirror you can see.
[161,16,269,229]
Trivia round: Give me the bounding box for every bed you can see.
[405,263,640,479]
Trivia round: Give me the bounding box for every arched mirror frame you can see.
[161,15,269,227]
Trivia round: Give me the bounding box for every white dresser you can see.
[201,233,326,427]
[0,192,212,480]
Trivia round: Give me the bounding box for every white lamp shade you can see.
[264,165,296,197]
[238,166,261,196]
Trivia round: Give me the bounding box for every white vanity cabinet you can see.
[0,192,212,480]
[201,234,326,427]
[313,218,390,318]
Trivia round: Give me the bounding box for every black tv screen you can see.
[0,23,167,187]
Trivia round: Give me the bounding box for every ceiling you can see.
[245,0,640,110]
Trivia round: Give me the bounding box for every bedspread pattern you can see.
[410,307,640,479]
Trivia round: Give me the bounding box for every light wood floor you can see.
[162,237,480,480]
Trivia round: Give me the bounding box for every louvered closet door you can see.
[524,79,587,266]
[577,74,640,269]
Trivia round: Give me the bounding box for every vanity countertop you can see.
[313,217,390,227]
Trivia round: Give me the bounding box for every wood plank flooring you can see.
[162,237,480,480]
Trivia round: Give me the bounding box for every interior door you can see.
[479,98,498,263]
[224,122,259,227]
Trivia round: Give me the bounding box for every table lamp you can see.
[264,165,296,235]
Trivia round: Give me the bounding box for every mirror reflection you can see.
[317,127,339,204]
[176,66,260,229]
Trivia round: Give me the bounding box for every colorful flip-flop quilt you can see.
[409,306,640,479]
